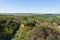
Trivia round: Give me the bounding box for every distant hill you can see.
[0,13,38,16]
[0,13,60,16]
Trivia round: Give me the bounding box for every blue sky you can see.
[0,0,60,13]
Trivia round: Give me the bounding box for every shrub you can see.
[26,26,60,40]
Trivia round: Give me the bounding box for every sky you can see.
[0,0,60,13]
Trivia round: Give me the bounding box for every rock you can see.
[12,38,18,40]
[20,24,24,27]
[57,25,60,29]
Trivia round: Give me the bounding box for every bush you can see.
[26,26,60,40]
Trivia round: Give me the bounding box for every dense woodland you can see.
[0,14,60,40]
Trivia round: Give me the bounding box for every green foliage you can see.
[26,26,60,40]
[0,14,60,40]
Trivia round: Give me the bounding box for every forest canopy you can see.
[0,14,60,40]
